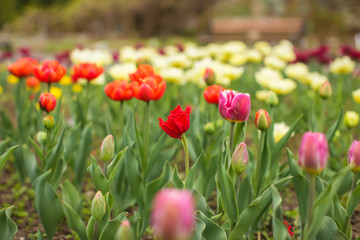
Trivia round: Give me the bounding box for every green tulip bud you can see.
[100,135,114,162]
[266,91,279,107]
[318,81,332,99]
[115,220,134,240]
[204,122,215,133]
[37,131,47,145]
[232,142,248,175]
[344,111,359,129]
[43,115,55,131]
[255,109,271,131]
[91,191,106,221]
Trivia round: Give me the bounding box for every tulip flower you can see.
[130,64,166,102]
[100,135,115,163]
[33,60,67,85]
[72,63,104,82]
[348,140,360,173]
[255,109,271,131]
[344,111,359,128]
[25,77,41,92]
[39,93,57,113]
[266,91,279,107]
[151,188,195,240]
[318,81,332,99]
[203,85,225,104]
[232,142,248,175]
[104,80,133,102]
[43,115,55,130]
[218,90,251,123]
[91,191,106,221]
[115,220,134,240]
[203,68,215,85]
[7,57,38,78]
[298,132,329,174]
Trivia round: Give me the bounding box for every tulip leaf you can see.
[331,195,347,231]
[62,180,83,214]
[233,121,246,150]
[286,148,309,225]
[237,174,252,215]
[45,128,65,170]
[98,212,127,240]
[346,178,360,218]
[172,166,184,189]
[88,156,110,195]
[0,145,18,173]
[62,201,88,240]
[33,170,64,240]
[145,163,172,206]
[326,108,344,143]
[194,210,227,240]
[316,216,347,240]
[144,133,167,182]
[0,207,18,240]
[303,167,350,240]
[185,151,204,189]
[271,186,291,240]
[107,146,128,183]
[28,136,43,159]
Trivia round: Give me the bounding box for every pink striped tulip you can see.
[219,90,251,122]
[151,188,195,240]
[348,140,360,172]
[298,132,329,174]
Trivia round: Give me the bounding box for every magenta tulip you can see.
[299,132,329,174]
[151,188,195,240]
[348,140,360,172]
[219,90,251,122]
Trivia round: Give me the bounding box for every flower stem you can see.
[143,101,150,170]
[119,101,124,137]
[47,83,51,93]
[336,74,345,106]
[253,130,266,199]
[344,172,358,235]
[304,173,316,238]
[181,134,190,180]
[104,161,108,179]
[230,122,236,153]
[93,220,98,240]
[45,129,51,160]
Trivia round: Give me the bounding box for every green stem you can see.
[254,130,266,199]
[230,122,236,153]
[344,173,358,235]
[304,174,316,239]
[320,99,326,132]
[336,74,345,106]
[47,83,51,93]
[119,101,124,137]
[45,129,51,160]
[181,134,190,180]
[104,161,108,179]
[93,220,98,240]
[143,101,150,170]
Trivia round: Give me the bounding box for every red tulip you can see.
[105,80,133,101]
[159,105,191,139]
[34,60,66,84]
[39,92,57,112]
[203,84,224,104]
[203,68,215,85]
[7,57,38,78]
[26,77,40,90]
[72,63,104,82]
[255,109,271,131]
[130,65,166,102]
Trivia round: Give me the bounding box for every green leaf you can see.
[98,212,127,240]
[185,151,204,189]
[326,108,344,143]
[346,177,360,217]
[88,156,110,194]
[304,167,350,239]
[33,170,64,240]
[144,133,167,182]
[0,145,18,173]
[233,122,246,149]
[316,216,347,240]
[237,175,252,215]
[22,145,41,182]
[62,180,83,214]
[62,201,88,240]
[172,166,184,189]
[145,163,172,205]
[271,186,291,240]
[107,146,128,183]
[0,207,18,240]
[286,148,309,225]
[28,136,43,159]
[45,128,65,170]
[194,210,227,240]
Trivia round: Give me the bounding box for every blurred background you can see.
[0,0,360,52]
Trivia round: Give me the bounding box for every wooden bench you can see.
[199,17,305,43]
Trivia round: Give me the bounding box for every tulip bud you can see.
[151,189,195,240]
[266,91,279,107]
[91,191,106,221]
[318,81,332,99]
[255,109,271,131]
[115,220,134,240]
[298,132,329,174]
[39,92,57,112]
[232,142,248,175]
[100,135,114,162]
[344,111,359,128]
[348,140,360,173]
[203,68,215,86]
[215,119,223,128]
[43,116,55,131]
[37,131,47,145]
[136,58,151,68]
[204,122,215,133]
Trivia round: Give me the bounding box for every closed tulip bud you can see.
[232,142,248,174]
[344,111,359,128]
[151,189,195,240]
[115,220,134,240]
[100,135,114,162]
[91,191,106,221]
[204,122,215,133]
[255,109,271,131]
[266,91,279,107]
[299,132,329,174]
[219,90,251,123]
[318,81,332,99]
[203,68,215,86]
[39,92,57,113]
[36,131,47,145]
[348,140,360,173]
[43,116,55,130]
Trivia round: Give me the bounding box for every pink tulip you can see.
[219,90,251,122]
[348,140,360,172]
[151,188,195,240]
[299,132,329,174]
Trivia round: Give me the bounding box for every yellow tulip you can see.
[7,74,19,84]
[50,86,62,99]
[352,88,360,104]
